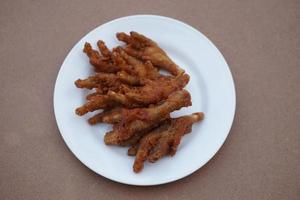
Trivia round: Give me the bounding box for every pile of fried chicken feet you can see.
[75,31,204,173]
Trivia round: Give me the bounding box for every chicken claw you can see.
[88,107,122,125]
[75,95,116,116]
[116,32,185,76]
[133,112,204,173]
[97,40,111,59]
[104,90,191,145]
[83,42,119,73]
[116,47,160,79]
[107,74,189,106]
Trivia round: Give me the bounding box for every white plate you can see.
[54,15,236,186]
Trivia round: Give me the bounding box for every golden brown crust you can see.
[117,31,185,76]
[117,71,141,86]
[133,113,204,173]
[105,74,189,106]
[127,144,139,156]
[74,32,205,173]
[86,90,104,100]
[104,90,191,145]
[75,95,116,116]
[116,47,160,79]
[97,40,111,59]
[125,74,189,104]
[88,107,122,125]
[83,42,119,73]
[75,73,119,90]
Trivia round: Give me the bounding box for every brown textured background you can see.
[1,0,299,199]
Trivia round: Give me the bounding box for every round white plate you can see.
[54,15,236,186]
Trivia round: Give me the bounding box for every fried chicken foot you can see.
[86,88,105,100]
[116,32,185,76]
[74,33,205,174]
[133,112,204,173]
[83,42,119,73]
[75,73,119,90]
[106,115,169,149]
[75,71,141,91]
[104,90,191,145]
[88,107,122,125]
[97,40,111,59]
[116,47,160,79]
[125,74,189,104]
[75,95,116,116]
[117,71,142,86]
[107,73,189,106]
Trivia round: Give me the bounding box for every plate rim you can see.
[53,14,236,186]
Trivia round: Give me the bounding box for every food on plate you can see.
[74,31,204,172]
[117,31,185,76]
[132,112,204,173]
[97,40,111,59]
[104,89,191,145]
[107,74,189,106]
[115,47,161,79]
[75,95,116,116]
[88,107,122,125]
[83,42,119,73]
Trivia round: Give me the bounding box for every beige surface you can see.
[1,0,299,199]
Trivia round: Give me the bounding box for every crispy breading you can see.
[116,47,160,79]
[97,40,111,59]
[116,32,185,76]
[75,95,117,116]
[107,74,189,106]
[74,32,205,173]
[88,107,122,125]
[83,42,119,73]
[133,112,204,173]
[104,90,191,145]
